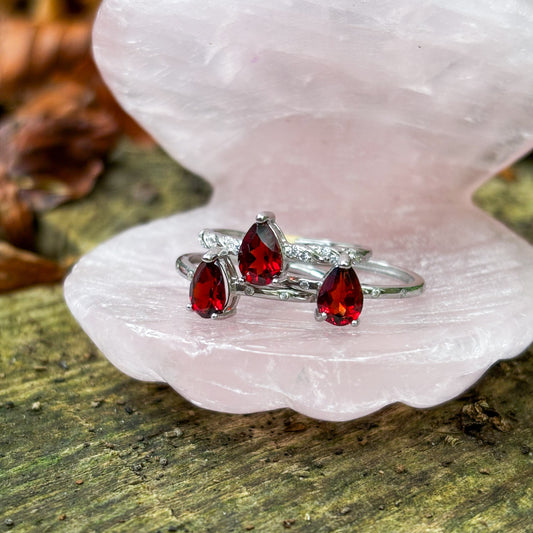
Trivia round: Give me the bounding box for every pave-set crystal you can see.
[180,212,424,326]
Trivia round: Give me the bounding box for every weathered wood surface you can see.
[1,145,532,532]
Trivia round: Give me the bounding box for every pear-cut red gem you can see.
[317,267,363,326]
[238,222,283,286]
[190,261,227,318]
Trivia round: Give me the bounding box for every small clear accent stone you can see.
[202,234,218,248]
[244,286,255,296]
[318,247,337,262]
[297,248,312,262]
[288,245,299,257]
[371,288,381,298]
[220,236,239,254]
[284,244,295,257]
[279,292,289,301]
[348,250,363,263]
[299,280,310,290]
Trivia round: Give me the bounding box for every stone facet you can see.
[238,222,283,286]
[317,267,363,326]
[190,261,226,318]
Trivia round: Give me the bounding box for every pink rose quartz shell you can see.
[64,0,533,420]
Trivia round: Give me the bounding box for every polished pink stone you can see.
[63,0,533,421]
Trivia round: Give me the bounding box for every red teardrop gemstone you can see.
[317,267,363,326]
[238,222,283,286]
[190,261,227,318]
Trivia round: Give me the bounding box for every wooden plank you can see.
[1,145,532,532]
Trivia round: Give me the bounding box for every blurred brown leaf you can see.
[0,240,65,292]
[0,17,92,104]
[31,0,102,22]
[0,0,101,19]
[0,15,153,145]
[0,80,120,211]
[0,167,35,249]
[497,166,516,182]
[0,2,154,293]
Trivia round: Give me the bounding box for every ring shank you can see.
[289,260,424,298]
[177,254,424,301]
[199,229,372,264]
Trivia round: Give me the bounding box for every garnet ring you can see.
[175,212,425,327]
[198,211,372,286]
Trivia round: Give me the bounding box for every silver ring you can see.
[199,211,372,287]
[176,249,425,327]
[286,260,425,299]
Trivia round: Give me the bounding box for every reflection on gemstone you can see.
[317,266,363,326]
[190,261,226,318]
[238,222,283,286]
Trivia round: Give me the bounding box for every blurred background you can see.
[0,0,159,293]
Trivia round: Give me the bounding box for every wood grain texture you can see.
[1,145,532,532]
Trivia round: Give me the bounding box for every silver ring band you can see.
[199,229,372,264]
[177,253,424,301]
[287,260,425,299]
[199,212,372,266]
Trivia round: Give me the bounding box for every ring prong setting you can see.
[256,211,276,223]
[299,280,310,290]
[338,252,352,269]
[315,309,327,322]
[202,248,220,263]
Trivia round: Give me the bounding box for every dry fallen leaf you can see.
[459,399,511,437]
[0,240,65,292]
[0,0,101,17]
[0,167,35,249]
[0,80,120,211]
[0,15,153,145]
[0,1,153,294]
[0,17,92,104]
[497,167,516,182]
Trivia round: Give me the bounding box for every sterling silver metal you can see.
[176,253,425,304]
[177,253,313,305]
[199,211,372,267]
[287,260,425,299]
